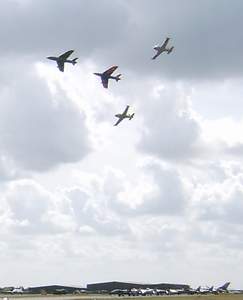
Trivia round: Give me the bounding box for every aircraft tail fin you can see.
[167,46,174,54]
[116,74,122,81]
[129,113,135,120]
[218,282,230,291]
[72,58,78,65]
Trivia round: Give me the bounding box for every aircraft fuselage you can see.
[94,73,117,81]
[115,114,130,119]
[47,57,74,64]
[154,46,170,54]
[115,111,134,119]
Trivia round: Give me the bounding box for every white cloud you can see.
[4,180,75,235]
[1,0,243,289]
[0,62,90,172]
[137,81,202,161]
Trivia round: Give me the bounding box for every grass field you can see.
[111,295,243,300]
[1,294,243,300]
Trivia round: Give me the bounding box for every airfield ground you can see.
[1,294,243,300]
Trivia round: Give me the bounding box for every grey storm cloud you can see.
[1,0,243,79]
[95,0,243,80]
[0,63,90,172]
[0,0,128,60]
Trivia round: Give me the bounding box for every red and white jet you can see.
[94,65,121,88]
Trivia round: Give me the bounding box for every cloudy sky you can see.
[0,0,243,289]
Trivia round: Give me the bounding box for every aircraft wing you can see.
[122,105,129,116]
[152,53,159,60]
[114,117,124,126]
[57,60,65,72]
[59,50,74,60]
[161,37,170,48]
[103,65,118,76]
[101,77,109,88]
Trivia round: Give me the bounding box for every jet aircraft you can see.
[187,286,201,295]
[152,37,174,60]
[94,65,121,88]
[154,289,168,295]
[202,282,230,295]
[197,283,230,295]
[139,288,155,296]
[11,287,24,294]
[200,286,214,295]
[47,50,78,72]
[167,288,186,295]
[114,105,134,126]
[215,282,231,294]
[110,289,130,296]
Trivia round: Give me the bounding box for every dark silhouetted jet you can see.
[114,105,134,126]
[47,50,78,72]
[152,37,174,60]
[94,65,121,88]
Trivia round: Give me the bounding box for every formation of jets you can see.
[46,37,173,126]
[110,282,232,297]
[44,40,240,296]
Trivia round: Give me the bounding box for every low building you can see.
[27,285,86,294]
[87,281,189,292]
